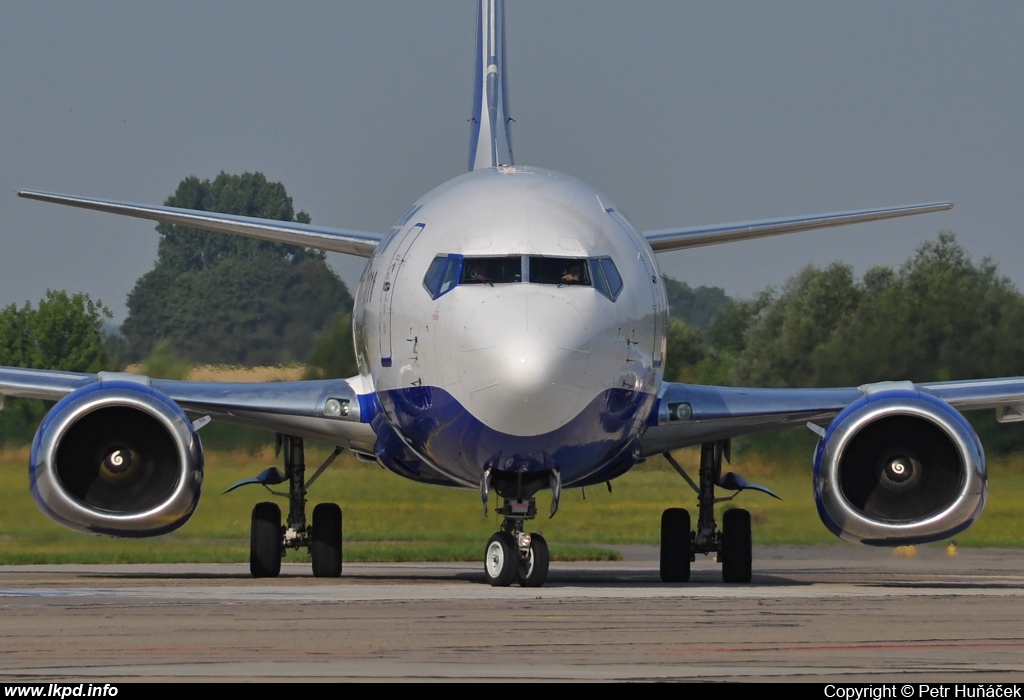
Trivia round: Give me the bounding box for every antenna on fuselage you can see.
[468,0,514,171]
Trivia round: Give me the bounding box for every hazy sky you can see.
[2,1,1022,322]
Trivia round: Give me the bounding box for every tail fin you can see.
[468,0,514,171]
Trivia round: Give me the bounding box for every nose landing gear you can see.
[484,522,551,587]
[483,518,551,587]
[481,469,554,587]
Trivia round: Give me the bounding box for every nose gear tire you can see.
[517,533,550,587]
[484,531,518,587]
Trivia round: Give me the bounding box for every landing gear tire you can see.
[660,508,691,583]
[310,503,343,578]
[484,532,518,587]
[721,508,752,583]
[517,533,550,588]
[250,501,282,578]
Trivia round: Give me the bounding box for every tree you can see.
[733,262,861,387]
[303,313,358,380]
[815,232,1024,386]
[662,276,730,333]
[663,318,706,382]
[0,290,111,372]
[0,291,111,444]
[729,234,1024,389]
[121,172,353,366]
[706,291,773,355]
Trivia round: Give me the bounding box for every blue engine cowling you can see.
[813,389,986,545]
[30,379,204,537]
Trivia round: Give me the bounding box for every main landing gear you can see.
[480,467,558,587]
[660,441,779,584]
[230,434,344,578]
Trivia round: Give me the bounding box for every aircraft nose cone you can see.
[460,291,591,436]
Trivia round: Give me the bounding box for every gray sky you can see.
[2,1,1022,323]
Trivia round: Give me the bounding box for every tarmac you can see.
[0,545,1021,682]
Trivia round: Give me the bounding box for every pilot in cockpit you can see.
[467,261,491,284]
[560,263,582,284]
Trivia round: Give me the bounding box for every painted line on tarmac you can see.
[1,582,1023,602]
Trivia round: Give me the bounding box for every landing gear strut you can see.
[248,435,344,578]
[481,468,553,588]
[660,441,778,583]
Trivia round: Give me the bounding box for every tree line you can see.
[663,232,1024,389]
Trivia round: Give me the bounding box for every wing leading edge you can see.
[7,366,1023,463]
[0,367,377,453]
[642,202,952,253]
[639,377,1024,457]
[18,190,382,259]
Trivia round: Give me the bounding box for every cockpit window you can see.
[423,254,463,299]
[529,256,591,286]
[589,257,623,301]
[460,256,522,285]
[424,254,621,301]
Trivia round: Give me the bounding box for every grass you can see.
[1,445,1022,564]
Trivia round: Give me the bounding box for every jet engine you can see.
[813,389,985,545]
[30,379,203,537]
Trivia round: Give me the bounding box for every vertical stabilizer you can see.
[468,0,513,171]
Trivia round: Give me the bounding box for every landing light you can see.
[669,403,692,421]
[324,398,349,418]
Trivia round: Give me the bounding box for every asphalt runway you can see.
[0,546,1022,682]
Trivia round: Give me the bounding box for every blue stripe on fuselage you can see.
[374,385,653,487]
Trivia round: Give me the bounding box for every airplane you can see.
[0,0,1013,587]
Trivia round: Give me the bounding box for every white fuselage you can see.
[354,165,668,487]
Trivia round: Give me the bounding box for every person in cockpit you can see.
[561,263,582,284]
[467,261,491,283]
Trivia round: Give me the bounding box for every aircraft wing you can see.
[0,367,378,453]
[639,377,1024,457]
[18,190,383,258]
[642,202,952,253]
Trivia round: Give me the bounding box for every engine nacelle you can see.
[813,389,985,545]
[30,379,204,537]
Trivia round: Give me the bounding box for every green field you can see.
[1,445,1022,564]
